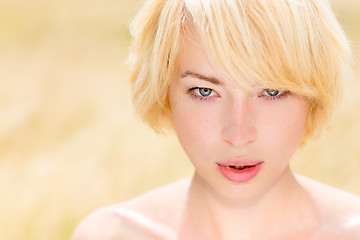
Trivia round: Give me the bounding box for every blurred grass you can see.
[0,0,359,239]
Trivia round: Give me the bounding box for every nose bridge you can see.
[231,96,251,127]
[221,96,257,146]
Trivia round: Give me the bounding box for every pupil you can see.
[200,88,212,96]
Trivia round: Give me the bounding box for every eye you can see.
[188,87,219,101]
[258,88,290,100]
[191,87,217,97]
[197,88,213,97]
[263,88,284,97]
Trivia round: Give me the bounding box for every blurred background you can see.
[0,0,359,239]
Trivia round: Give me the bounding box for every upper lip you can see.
[217,158,264,167]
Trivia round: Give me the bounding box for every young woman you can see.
[72,0,360,239]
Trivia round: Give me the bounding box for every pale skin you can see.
[71,34,360,240]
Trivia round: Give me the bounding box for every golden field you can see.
[0,0,359,239]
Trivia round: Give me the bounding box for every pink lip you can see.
[216,159,264,183]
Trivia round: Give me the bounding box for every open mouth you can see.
[228,165,254,170]
[217,162,264,183]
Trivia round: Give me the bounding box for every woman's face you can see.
[168,35,309,199]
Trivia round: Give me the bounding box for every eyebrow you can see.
[180,71,222,85]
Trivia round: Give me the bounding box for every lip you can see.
[216,159,264,183]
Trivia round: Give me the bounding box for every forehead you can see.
[177,34,214,73]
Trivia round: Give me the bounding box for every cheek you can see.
[171,102,217,146]
[169,97,221,162]
[258,99,308,155]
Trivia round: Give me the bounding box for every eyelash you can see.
[187,87,290,101]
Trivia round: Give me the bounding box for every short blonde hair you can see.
[127,0,352,142]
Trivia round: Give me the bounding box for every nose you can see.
[221,98,257,147]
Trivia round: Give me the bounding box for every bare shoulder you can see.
[71,178,191,240]
[71,206,125,240]
[296,174,360,239]
[115,177,191,235]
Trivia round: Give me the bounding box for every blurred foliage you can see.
[0,0,359,239]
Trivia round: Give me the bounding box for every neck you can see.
[183,167,318,239]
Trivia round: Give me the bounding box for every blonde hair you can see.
[127,0,352,142]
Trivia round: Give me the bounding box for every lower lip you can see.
[216,163,264,183]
